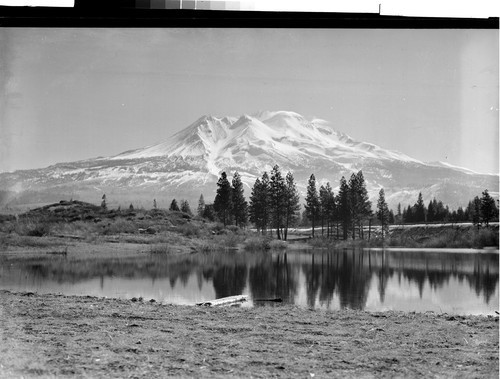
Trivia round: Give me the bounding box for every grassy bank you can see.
[298,224,499,250]
[0,200,254,256]
[0,290,497,378]
[1,201,498,257]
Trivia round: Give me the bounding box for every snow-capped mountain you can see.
[0,111,498,210]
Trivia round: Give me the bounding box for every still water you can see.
[0,249,498,315]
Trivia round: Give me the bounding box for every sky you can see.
[0,28,498,174]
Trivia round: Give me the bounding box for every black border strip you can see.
[0,6,498,28]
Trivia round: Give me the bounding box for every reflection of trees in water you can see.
[203,264,247,299]
[471,261,498,304]
[299,250,498,310]
[370,251,498,305]
[302,254,321,308]
[318,254,337,307]
[301,250,372,310]
[8,249,499,309]
[248,253,299,305]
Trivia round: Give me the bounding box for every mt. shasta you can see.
[1,111,497,210]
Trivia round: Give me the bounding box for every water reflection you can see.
[0,249,497,315]
[249,253,299,305]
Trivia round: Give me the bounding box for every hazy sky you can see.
[0,28,498,174]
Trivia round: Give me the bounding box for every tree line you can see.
[169,168,498,240]
[395,190,499,226]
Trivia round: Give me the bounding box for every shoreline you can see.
[0,233,497,262]
[0,290,498,378]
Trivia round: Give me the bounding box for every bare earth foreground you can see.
[0,291,498,378]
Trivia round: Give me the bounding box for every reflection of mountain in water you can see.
[0,249,497,311]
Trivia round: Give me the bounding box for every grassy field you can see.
[0,290,498,378]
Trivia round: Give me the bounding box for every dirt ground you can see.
[0,290,498,378]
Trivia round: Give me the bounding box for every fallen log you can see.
[196,295,248,307]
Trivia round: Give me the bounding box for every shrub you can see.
[178,223,201,238]
[198,242,219,253]
[213,233,244,248]
[226,225,241,234]
[100,219,137,235]
[243,236,271,250]
[269,239,288,250]
[149,243,173,254]
[15,218,52,237]
[206,222,225,235]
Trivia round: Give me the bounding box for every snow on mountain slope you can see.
[112,110,422,168]
[0,111,497,209]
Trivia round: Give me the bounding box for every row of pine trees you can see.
[197,167,395,241]
[397,192,498,225]
[170,167,498,241]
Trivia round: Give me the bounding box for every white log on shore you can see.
[196,295,248,307]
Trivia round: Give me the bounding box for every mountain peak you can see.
[1,110,497,210]
[110,111,423,166]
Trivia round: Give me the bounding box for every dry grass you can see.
[0,290,497,378]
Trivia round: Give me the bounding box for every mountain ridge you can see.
[0,111,497,210]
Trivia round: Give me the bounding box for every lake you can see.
[0,249,498,315]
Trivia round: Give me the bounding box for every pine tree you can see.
[406,205,414,223]
[129,203,134,211]
[427,199,435,222]
[321,182,336,238]
[180,200,192,215]
[231,172,248,227]
[480,189,496,226]
[348,173,359,239]
[202,204,216,221]
[169,199,180,212]
[305,174,320,238]
[354,171,372,238]
[388,209,395,224]
[337,176,351,240]
[319,184,328,236]
[101,194,107,210]
[300,209,310,227]
[376,188,390,238]
[214,172,233,226]
[153,198,157,209]
[414,192,426,223]
[283,171,301,240]
[249,172,270,234]
[434,200,446,222]
[269,165,287,239]
[197,194,205,217]
[471,196,481,227]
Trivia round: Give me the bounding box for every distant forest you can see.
[169,166,499,241]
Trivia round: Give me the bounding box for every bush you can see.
[149,243,173,254]
[178,223,201,238]
[243,236,270,250]
[226,225,242,234]
[26,223,51,237]
[269,239,287,250]
[100,219,137,235]
[213,233,244,248]
[13,217,52,237]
